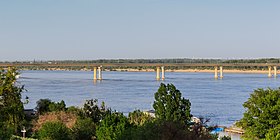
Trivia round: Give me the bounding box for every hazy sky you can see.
[0,0,280,61]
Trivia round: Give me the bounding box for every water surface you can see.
[19,70,280,126]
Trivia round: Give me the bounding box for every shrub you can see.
[38,121,71,140]
[72,118,96,140]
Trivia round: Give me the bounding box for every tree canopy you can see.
[153,83,192,124]
[237,88,280,139]
[0,68,25,136]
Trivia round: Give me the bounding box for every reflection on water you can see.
[19,70,280,126]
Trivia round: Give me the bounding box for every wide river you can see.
[19,70,280,126]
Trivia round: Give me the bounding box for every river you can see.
[19,70,280,126]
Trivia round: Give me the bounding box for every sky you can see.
[0,0,280,61]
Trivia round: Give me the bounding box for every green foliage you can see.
[237,88,280,139]
[36,99,52,114]
[82,99,108,123]
[139,120,190,140]
[0,122,13,140]
[72,118,96,140]
[49,100,66,112]
[36,99,66,114]
[66,106,82,115]
[122,84,214,140]
[38,121,71,140]
[264,124,280,139]
[120,120,216,140]
[153,83,192,124]
[96,112,131,140]
[128,110,154,126]
[0,68,25,134]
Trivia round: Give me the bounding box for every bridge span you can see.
[0,63,279,80]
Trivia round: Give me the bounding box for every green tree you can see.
[237,88,280,139]
[82,99,107,123]
[38,121,71,140]
[72,118,96,140]
[36,99,52,114]
[36,99,66,114]
[49,100,66,112]
[153,83,192,124]
[96,112,131,140]
[0,68,25,134]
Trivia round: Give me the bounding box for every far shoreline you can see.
[20,68,274,74]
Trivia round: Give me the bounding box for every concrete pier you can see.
[274,66,277,78]
[214,66,218,79]
[268,66,272,78]
[220,66,223,79]
[98,66,102,80]
[156,67,160,80]
[93,67,97,80]
[161,66,165,80]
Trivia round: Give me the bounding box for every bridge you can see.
[0,63,279,80]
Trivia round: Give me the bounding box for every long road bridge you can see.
[0,63,279,80]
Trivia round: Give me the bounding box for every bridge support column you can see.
[220,66,223,79]
[93,67,97,80]
[156,67,160,80]
[214,66,218,79]
[268,66,272,78]
[274,66,277,78]
[98,66,102,80]
[161,66,165,80]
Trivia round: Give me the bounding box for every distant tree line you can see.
[1,58,280,71]
[2,58,280,64]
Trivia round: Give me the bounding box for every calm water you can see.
[19,70,280,126]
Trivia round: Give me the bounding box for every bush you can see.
[33,111,77,132]
[72,118,96,140]
[96,112,130,140]
[128,110,154,126]
[120,120,216,140]
[38,121,71,140]
[0,123,13,140]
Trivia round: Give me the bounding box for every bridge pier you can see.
[98,66,102,80]
[220,66,223,79]
[156,67,160,80]
[156,66,165,80]
[161,66,165,80]
[268,66,272,78]
[93,67,97,80]
[274,66,277,78]
[214,66,218,79]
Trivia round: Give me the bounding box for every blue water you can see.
[19,70,280,126]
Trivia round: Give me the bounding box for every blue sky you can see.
[0,0,279,61]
